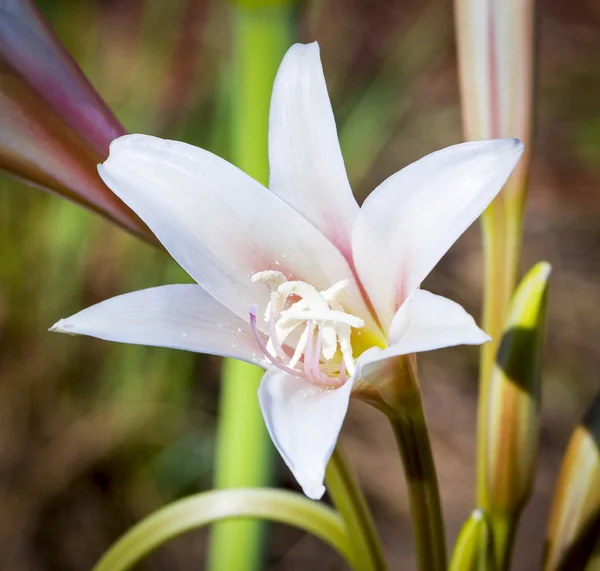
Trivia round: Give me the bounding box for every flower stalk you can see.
[388,405,446,571]
[325,445,387,571]
[357,356,447,571]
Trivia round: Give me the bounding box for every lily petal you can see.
[50,284,265,366]
[269,42,358,259]
[98,135,373,329]
[258,366,353,499]
[357,289,489,370]
[352,138,523,329]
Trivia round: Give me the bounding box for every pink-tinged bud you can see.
[454,0,536,384]
[544,393,600,571]
[0,0,153,242]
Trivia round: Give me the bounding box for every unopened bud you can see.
[484,262,551,513]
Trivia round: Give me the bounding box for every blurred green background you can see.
[0,0,599,569]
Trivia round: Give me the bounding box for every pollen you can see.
[249,271,365,387]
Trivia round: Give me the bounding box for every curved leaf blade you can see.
[93,488,360,571]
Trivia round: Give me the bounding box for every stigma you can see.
[249,271,365,387]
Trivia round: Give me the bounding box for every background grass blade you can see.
[207,3,295,571]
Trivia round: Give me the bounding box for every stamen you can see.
[269,291,286,359]
[321,279,350,303]
[249,306,303,378]
[278,281,331,311]
[288,326,309,368]
[302,325,314,380]
[281,309,364,329]
[251,270,287,287]
[311,323,334,385]
[249,273,365,388]
[302,325,332,387]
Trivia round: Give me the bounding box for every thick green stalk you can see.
[388,405,447,571]
[325,445,387,571]
[355,356,446,571]
[488,513,519,571]
[208,4,294,571]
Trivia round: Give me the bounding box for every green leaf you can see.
[93,488,360,571]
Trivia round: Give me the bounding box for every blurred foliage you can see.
[0,0,599,569]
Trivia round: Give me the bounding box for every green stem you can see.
[388,405,447,571]
[489,513,519,571]
[208,4,295,571]
[325,445,388,571]
[477,197,524,571]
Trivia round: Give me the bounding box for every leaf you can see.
[93,488,360,571]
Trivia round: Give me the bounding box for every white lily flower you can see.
[50,42,523,500]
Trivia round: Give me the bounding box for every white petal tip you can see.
[289,41,319,54]
[301,481,326,501]
[49,318,76,335]
[468,326,492,345]
[102,133,158,164]
[510,138,524,155]
[509,137,523,148]
[500,137,524,158]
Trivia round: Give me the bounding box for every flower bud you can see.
[454,0,536,381]
[449,510,495,571]
[544,392,600,571]
[0,0,152,241]
[484,262,551,513]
